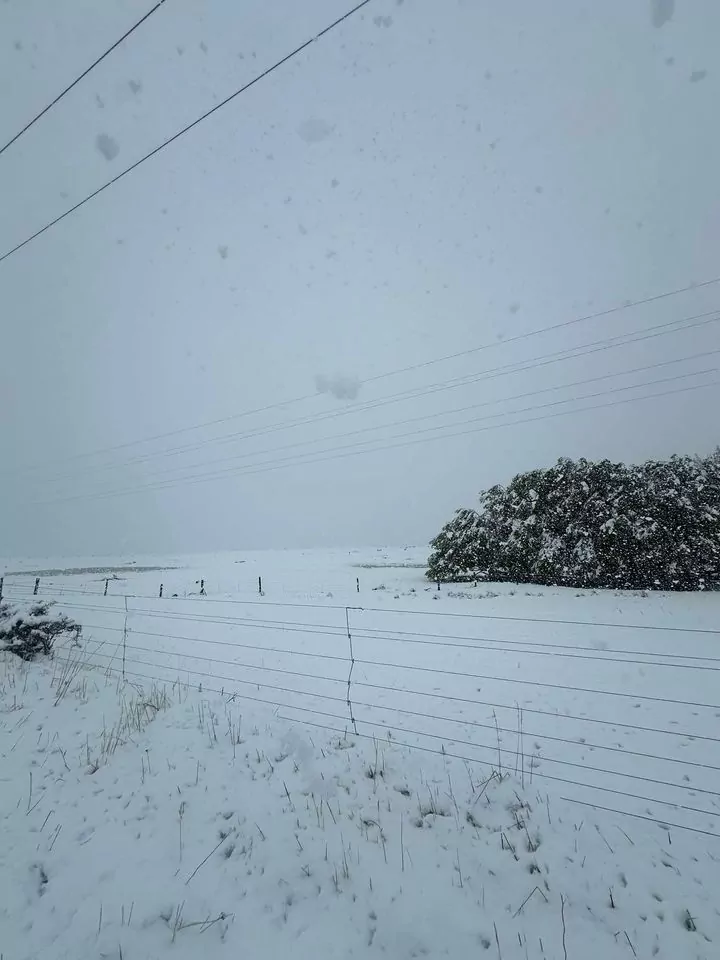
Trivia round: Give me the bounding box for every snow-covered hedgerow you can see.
[0,600,82,660]
[428,450,720,590]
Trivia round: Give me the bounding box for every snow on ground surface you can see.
[1,546,720,958]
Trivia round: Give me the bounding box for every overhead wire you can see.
[24,375,719,505]
[0,0,376,265]
[0,0,169,157]
[12,308,720,484]
[46,347,720,488]
[3,291,719,479]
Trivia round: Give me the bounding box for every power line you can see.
[0,0,375,265]
[0,1,169,157]
[4,297,719,480]
[26,375,718,505]
[26,338,720,488]
[88,349,720,484]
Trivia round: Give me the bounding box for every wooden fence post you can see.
[200,579,206,596]
[159,583,164,599]
[356,577,360,593]
[0,576,3,602]
[258,576,263,595]
[33,577,40,596]
[104,579,109,597]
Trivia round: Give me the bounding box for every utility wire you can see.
[11,309,718,487]
[25,375,718,505]
[0,0,375,264]
[83,349,720,484]
[4,295,718,479]
[23,335,720,487]
[0,1,169,157]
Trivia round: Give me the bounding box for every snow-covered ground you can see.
[1,547,719,958]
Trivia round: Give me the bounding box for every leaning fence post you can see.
[104,578,109,597]
[33,577,40,596]
[159,583,163,599]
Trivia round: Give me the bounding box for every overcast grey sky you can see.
[1,0,718,558]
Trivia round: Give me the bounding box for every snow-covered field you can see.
[1,547,719,958]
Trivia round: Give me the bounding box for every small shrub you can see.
[0,602,82,661]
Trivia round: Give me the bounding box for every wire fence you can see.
[3,582,720,840]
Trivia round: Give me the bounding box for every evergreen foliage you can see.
[0,601,82,660]
[427,451,720,590]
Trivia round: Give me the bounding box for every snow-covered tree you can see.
[427,450,720,590]
[426,508,490,582]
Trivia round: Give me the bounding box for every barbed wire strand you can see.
[56,648,719,800]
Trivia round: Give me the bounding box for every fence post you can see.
[33,577,40,596]
[122,597,128,680]
[0,576,3,602]
[200,579,206,596]
[258,576,263,595]
[437,581,441,592]
[356,577,360,593]
[345,607,360,735]
[159,583,163,598]
[104,579,109,597]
